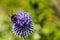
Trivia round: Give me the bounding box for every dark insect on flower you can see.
[10,12,34,39]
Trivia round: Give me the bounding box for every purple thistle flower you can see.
[11,12,34,39]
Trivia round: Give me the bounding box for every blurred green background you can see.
[0,0,60,40]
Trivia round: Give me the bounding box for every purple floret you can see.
[11,12,34,39]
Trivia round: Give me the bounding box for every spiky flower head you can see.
[11,12,34,39]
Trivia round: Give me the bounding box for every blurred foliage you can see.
[0,0,60,40]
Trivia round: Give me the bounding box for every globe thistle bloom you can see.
[11,12,34,39]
